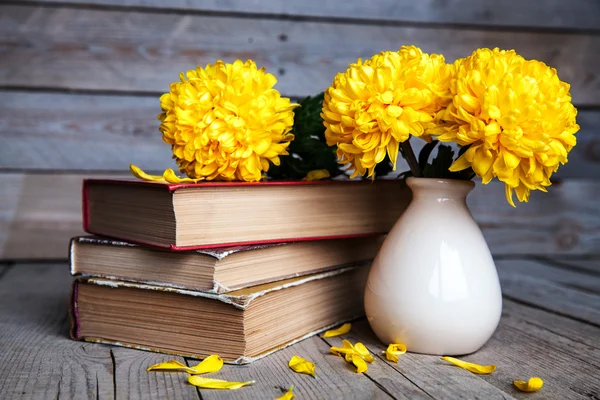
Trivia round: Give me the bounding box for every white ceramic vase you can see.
[364,177,502,355]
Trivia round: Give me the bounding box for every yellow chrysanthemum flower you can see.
[431,48,579,206]
[321,45,454,178]
[155,60,297,182]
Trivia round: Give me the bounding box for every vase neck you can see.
[406,178,474,202]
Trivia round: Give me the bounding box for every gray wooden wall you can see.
[1,0,599,259]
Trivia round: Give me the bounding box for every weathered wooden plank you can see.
[502,299,600,368]
[540,256,600,274]
[467,179,600,256]
[499,270,600,326]
[339,321,517,400]
[24,0,600,31]
[2,262,599,399]
[186,335,396,399]
[1,92,598,177]
[112,349,199,400]
[351,319,600,400]
[0,172,129,260]
[0,263,115,399]
[504,298,600,349]
[0,264,8,279]
[567,110,600,177]
[316,336,431,400]
[1,173,598,259]
[470,323,600,399]
[1,6,599,105]
[0,92,173,172]
[496,259,600,294]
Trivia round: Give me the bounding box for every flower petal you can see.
[288,355,316,377]
[275,386,295,400]
[147,360,195,373]
[187,376,255,390]
[188,355,223,375]
[330,339,355,360]
[385,344,407,363]
[130,164,167,182]
[162,168,200,183]
[302,169,331,181]
[323,323,351,338]
[354,342,374,363]
[514,377,544,392]
[351,353,368,373]
[441,356,496,374]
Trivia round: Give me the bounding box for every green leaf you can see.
[268,93,345,180]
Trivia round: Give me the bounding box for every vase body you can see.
[364,178,502,355]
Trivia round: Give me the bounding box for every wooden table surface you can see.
[1,257,598,400]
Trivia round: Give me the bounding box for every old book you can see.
[70,235,383,292]
[83,179,409,250]
[71,265,368,363]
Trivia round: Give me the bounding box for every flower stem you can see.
[401,140,422,177]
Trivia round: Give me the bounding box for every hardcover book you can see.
[82,179,409,250]
[71,265,369,363]
[70,235,383,292]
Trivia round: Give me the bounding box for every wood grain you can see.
[467,179,600,256]
[185,335,403,399]
[0,263,115,399]
[112,349,199,400]
[540,256,600,274]
[1,173,598,260]
[23,0,600,31]
[0,92,172,171]
[470,324,600,399]
[496,259,600,295]
[502,299,600,368]
[2,262,600,399]
[498,267,600,326]
[0,173,128,260]
[336,322,517,400]
[1,5,599,105]
[1,91,599,176]
[350,318,600,400]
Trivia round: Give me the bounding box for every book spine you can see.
[69,281,81,340]
[82,179,91,232]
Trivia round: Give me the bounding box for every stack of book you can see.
[70,179,409,363]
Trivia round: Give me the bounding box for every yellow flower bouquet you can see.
[131,59,344,184]
[322,46,579,207]
[131,47,578,208]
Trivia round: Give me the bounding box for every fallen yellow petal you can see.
[275,385,295,400]
[130,164,167,182]
[302,169,331,181]
[188,376,254,390]
[385,344,407,363]
[187,355,223,375]
[514,377,544,392]
[323,323,351,338]
[147,360,195,373]
[352,353,368,373]
[354,342,374,363]
[288,355,316,377]
[441,356,496,375]
[162,168,200,183]
[330,339,355,362]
